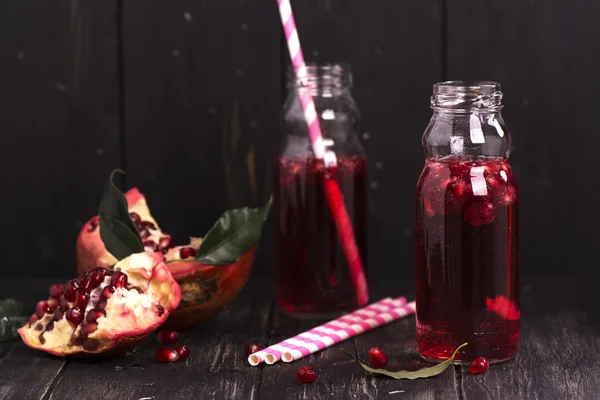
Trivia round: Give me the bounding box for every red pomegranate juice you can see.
[275,155,368,318]
[415,157,519,362]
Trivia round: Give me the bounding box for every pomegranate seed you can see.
[88,270,104,288]
[64,280,80,302]
[156,304,165,316]
[111,272,128,288]
[101,285,116,299]
[156,347,179,363]
[73,290,90,309]
[86,308,106,323]
[88,219,99,232]
[53,309,64,321]
[59,297,70,312]
[297,366,317,383]
[142,221,156,230]
[368,347,388,369]
[157,329,180,345]
[78,277,92,292]
[129,212,141,223]
[66,307,84,326]
[143,240,159,252]
[47,298,59,311]
[158,236,173,252]
[245,342,264,357]
[35,301,52,318]
[140,229,151,239]
[28,315,38,327]
[469,357,489,374]
[179,247,197,259]
[81,322,98,335]
[49,284,65,300]
[464,199,496,226]
[135,221,145,231]
[174,345,190,361]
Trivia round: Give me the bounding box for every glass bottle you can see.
[415,81,519,362]
[274,63,368,319]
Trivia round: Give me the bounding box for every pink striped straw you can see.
[277,0,369,305]
[248,297,415,366]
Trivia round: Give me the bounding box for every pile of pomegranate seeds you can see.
[155,329,188,363]
[368,347,388,369]
[469,357,489,374]
[297,366,317,383]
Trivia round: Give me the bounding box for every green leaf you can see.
[341,342,468,380]
[98,169,144,260]
[195,195,273,266]
[0,299,29,342]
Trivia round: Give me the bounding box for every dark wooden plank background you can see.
[1,0,598,282]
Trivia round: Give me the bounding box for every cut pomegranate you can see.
[469,357,489,374]
[179,247,197,259]
[174,345,190,361]
[245,342,264,357]
[18,252,181,357]
[157,329,179,345]
[368,347,388,369]
[156,347,179,363]
[297,366,317,383]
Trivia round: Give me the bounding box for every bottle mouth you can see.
[288,62,353,89]
[431,80,503,110]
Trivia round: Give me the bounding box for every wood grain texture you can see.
[289,0,443,291]
[0,0,122,277]
[122,0,281,262]
[48,278,273,400]
[461,276,600,399]
[447,0,600,276]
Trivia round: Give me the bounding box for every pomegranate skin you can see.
[76,187,256,330]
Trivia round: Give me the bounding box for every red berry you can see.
[463,198,496,226]
[73,290,90,309]
[111,272,128,288]
[101,285,116,299]
[66,307,84,326]
[35,301,52,318]
[179,247,197,259]
[129,212,141,223]
[78,277,92,292]
[49,284,65,300]
[63,280,80,302]
[156,346,179,363]
[296,366,317,383]
[245,342,264,357]
[174,345,190,361]
[469,357,489,374]
[157,329,180,345]
[368,347,388,369]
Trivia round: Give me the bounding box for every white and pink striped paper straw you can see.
[277,0,369,305]
[248,297,416,366]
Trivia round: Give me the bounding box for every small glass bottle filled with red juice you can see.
[415,81,519,363]
[274,63,368,319]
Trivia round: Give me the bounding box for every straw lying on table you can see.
[248,297,416,366]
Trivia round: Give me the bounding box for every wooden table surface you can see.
[0,274,597,400]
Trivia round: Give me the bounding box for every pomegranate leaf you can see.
[98,169,144,260]
[0,299,28,342]
[341,342,468,380]
[195,195,273,265]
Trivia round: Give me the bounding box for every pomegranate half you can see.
[19,252,181,357]
[76,188,255,330]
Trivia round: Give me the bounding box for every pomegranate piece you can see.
[297,366,317,383]
[66,307,84,326]
[368,347,388,369]
[463,198,496,226]
[245,342,264,357]
[174,345,190,361]
[157,329,179,345]
[18,252,182,358]
[469,357,489,374]
[49,284,65,300]
[179,247,197,259]
[156,346,179,363]
[35,301,52,318]
[111,272,128,288]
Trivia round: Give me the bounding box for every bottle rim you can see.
[431,80,503,110]
[287,62,353,89]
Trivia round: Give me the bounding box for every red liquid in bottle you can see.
[275,155,368,318]
[415,157,519,362]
